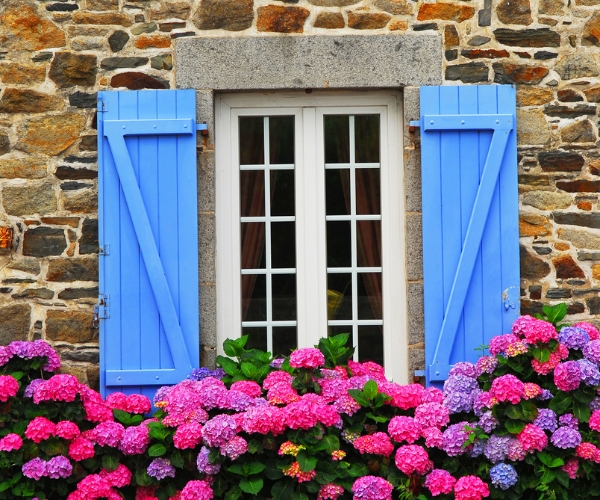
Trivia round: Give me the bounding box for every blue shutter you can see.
[420,85,520,387]
[97,89,199,399]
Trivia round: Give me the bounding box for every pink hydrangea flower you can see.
[512,315,557,344]
[34,374,81,403]
[136,486,159,500]
[243,405,286,435]
[25,416,56,443]
[523,383,542,399]
[230,380,262,398]
[380,383,424,410]
[576,442,599,460]
[99,464,132,488]
[353,432,394,457]
[588,410,600,432]
[203,415,237,447]
[388,415,422,443]
[0,433,23,452]
[454,475,490,500]
[220,435,248,460]
[421,386,444,404]
[289,347,325,369]
[119,424,150,455]
[352,476,393,500]
[55,421,81,440]
[414,402,450,429]
[0,375,19,402]
[425,469,456,496]
[574,322,600,341]
[318,484,345,500]
[489,374,525,404]
[80,386,114,423]
[284,400,319,430]
[554,361,582,392]
[181,480,214,500]
[422,427,444,448]
[69,437,95,461]
[262,370,293,389]
[489,334,519,356]
[562,458,579,479]
[518,424,548,452]
[394,445,433,475]
[347,360,387,382]
[22,457,47,480]
[92,421,125,447]
[267,382,300,405]
[173,422,203,449]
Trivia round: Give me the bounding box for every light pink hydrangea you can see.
[424,469,456,496]
[394,445,432,475]
[119,424,150,455]
[181,480,214,500]
[489,374,525,404]
[512,315,558,344]
[230,380,262,398]
[574,322,600,341]
[414,402,450,429]
[422,427,444,448]
[289,347,325,369]
[380,382,424,410]
[92,421,125,447]
[34,374,81,403]
[562,458,579,479]
[388,415,422,443]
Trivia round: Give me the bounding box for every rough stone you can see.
[46,257,98,282]
[583,12,600,47]
[593,264,600,280]
[79,136,98,152]
[493,63,548,84]
[0,133,8,156]
[7,258,41,275]
[159,22,186,32]
[71,37,106,52]
[0,158,46,179]
[257,6,311,33]
[554,212,600,229]
[413,22,437,31]
[62,189,98,213]
[445,50,458,61]
[0,89,62,114]
[529,285,542,299]
[108,30,129,52]
[12,288,53,300]
[347,12,391,30]
[61,181,93,191]
[558,89,584,102]
[519,175,549,187]
[64,156,97,164]
[135,35,171,49]
[462,49,509,59]
[517,109,551,145]
[17,114,86,156]
[110,72,168,90]
[538,151,585,172]
[533,246,552,255]
[313,12,345,29]
[559,228,600,250]
[46,3,79,11]
[0,304,30,343]
[588,297,600,315]
[522,191,571,210]
[544,104,596,118]
[49,53,97,88]
[72,12,132,26]
[468,36,491,46]
[23,227,66,257]
[58,287,99,300]
[479,0,492,26]
[539,0,566,15]
[193,0,253,31]
[555,53,600,80]
[79,218,98,254]
[0,4,66,51]
[59,347,99,365]
[55,167,97,180]
[496,0,532,25]
[3,182,56,216]
[494,28,560,47]
[149,2,191,20]
[69,91,97,109]
[131,23,158,36]
[445,63,488,83]
[519,214,552,236]
[100,57,148,69]
[546,289,571,299]
[517,87,554,106]
[555,242,570,252]
[0,63,46,85]
[579,251,600,260]
[151,54,173,71]
[554,254,585,278]
[521,246,551,279]
[417,3,474,22]
[557,180,600,193]
[560,120,596,143]
[308,0,360,4]
[444,25,459,47]
[534,51,558,60]
[583,87,600,102]
[389,20,408,31]
[46,309,97,343]
[86,0,118,9]
[41,217,80,227]
[372,0,411,15]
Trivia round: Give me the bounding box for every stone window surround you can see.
[175,34,442,374]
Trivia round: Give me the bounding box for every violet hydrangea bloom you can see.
[442,422,470,456]
[443,374,479,394]
[444,391,473,414]
[533,408,558,432]
[558,327,590,350]
[559,413,579,429]
[46,456,73,479]
[448,362,480,379]
[484,435,510,463]
[197,446,221,474]
[551,427,582,449]
[490,463,518,490]
[478,411,498,433]
[352,476,393,500]
[22,458,47,480]
[590,397,600,411]
[147,458,176,480]
[577,359,600,386]
[583,340,600,364]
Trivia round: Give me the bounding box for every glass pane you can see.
[241,274,266,321]
[327,273,352,320]
[324,115,350,164]
[270,170,295,216]
[357,273,382,320]
[358,325,384,366]
[272,274,297,321]
[355,115,380,163]
[242,327,267,351]
[356,168,380,215]
[240,170,265,217]
[269,116,294,165]
[327,221,351,267]
[241,222,265,269]
[273,326,297,357]
[239,116,264,165]
[325,169,350,216]
[356,220,381,268]
[271,222,295,268]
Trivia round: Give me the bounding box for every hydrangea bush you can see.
[1,304,600,500]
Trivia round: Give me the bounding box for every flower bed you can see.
[1,304,600,499]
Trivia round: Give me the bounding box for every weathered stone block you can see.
[135,35,171,49]
[110,72,168,90]
[546,288,571,299]
[62,189,98,214]
[3,182,57,216]
[314,12,345,29]
[462,49,509,59]
[445,62,489,83]
[519,214,552,236]
[0,133,8,156]
[521,246,551,279]
[131,23,158,36]
[0,304,31,343]
[517,109,551,145]
[539,0,566,15]
[583,12,600,47]
[554,212,600,229]
[54,166,97,180]
[58,287,99,299]
[257,6,310,33]
[150,2,191,21]
[0,158,47,179]
[72,12,132,26]
[7,258,41,275]
[80,136,98,152]
[522,191,571,210]
[0,4,65,51]
[494,28,560,47]
[493,63,548,84]
[533,246,552,255]
[372,0,411,15]
[59,346,99,363]
[0,89,62,114]
[544,104,596,118]
[159,22,186,32]
[561,228,600,250]
[69,92,97,109]
[560,119,596,143]
[46,309,97,343]
[79,218,98,254]
[192,0,252,31]
[108,30,129,52]
[417,3,475,22]
[554,254,585,278]
[11,288,53,300]
[389,19,408,31]
[517,87,554,106]
[445,49,458,61]
[61,181,93,191]
[444,25,459,46]
[0,63,46,85]
[17,114,86,155]
[468,36,491,46]
[557,180,600,193]
[555,53,600,80]
[47,257,98,282]
[529,285,542,299]
[49,53,98,88]
[100,57,148,69]
[557,89,584,102]
[308,0,360,4]
[583,87,600,103]
[347,12,391,29]
[23,227,66,257]
[86,0,119,10]
[519,174,549,187]
[151,54,173,70]
[538,151,585,172]
[496,0,532,25]
[534,51,557,60]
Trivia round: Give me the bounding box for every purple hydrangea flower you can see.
[507,438,526,461]
[476,356,498,374]
[22,458,46,480]
[583,340,600,364]
[225,390,253,411]
[469,439,486,457]
[590,397,600,411]
[490,463,518,490]
[24,379,44,398]
[46,456,72,479]
[558,327,590,350]
[197,446,221,474]
[442,422,471,456]
[484,435,510,464]
[220,436,248,460]
[538,389,554,401]
[533,409,558,432]
[478,411,499,433]
[558,413,579,429]
[551,427,582,449]
[203,415,237,447]
[147,458,176,480]
[443,374,479,395]
[449,362,481,379]
[190,367,214,381]
[444,391,473,414]
[578,359,600,386]
[270,358,285,368]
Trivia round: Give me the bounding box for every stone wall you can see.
[1,0,599,385]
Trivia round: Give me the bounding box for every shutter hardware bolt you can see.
[461,120,465,125]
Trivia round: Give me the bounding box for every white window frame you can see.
[215,91,408,383]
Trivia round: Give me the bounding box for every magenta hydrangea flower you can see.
[424,469,456,496]
[25,416,56,443]
[353,432,394,457]
[33,374,81,403]
[69,437,95,461]
[562,458,579,479]
[196,446,221,475]
[230,380,262,398]
[454,476,490,500]
[0,433,23,452]
[173,422,203,449]
[181,480,214,500]
[574,322,600,341]
[46,456,73,479]
[380,382,424,410]
[414,402,450,429]
[512,315,557,344]
[0,375,19,402]
[489,374,525,404]
[507,438,527,461]
[262,370,293,389]
[590,410,600,431]
[289,347,325,369]
[22,457,47,480]
[388,415,422,443]
[118,423,150,455]
[243,405,286,435]
[54,420,80,440]
[554,361,582,392]
[100,463,132,488]
[92,421,124,447]
[449,361,481,378]
[422,427,444,448]
[489,334,519,356]
[576,442,599,460]
[220,435,248,460]
[395,445,432,475]
[351,476,393,500]
[518,424,548,452]
[283,400,320,430]
[420,386,444,404]
[317,484,345,500]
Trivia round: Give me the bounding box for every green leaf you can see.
[555,470,570,488]
[505,405,524,421]
[9,371,24,381]
[505,420,525,434]
[348,389,370,407]
[292,492,310,500]
[171,451,184,469]
[265,460,284,480]
[540,468,556,485]
[0,483,9,493]
[245,462,266,475]
[240,477,264,495]
[574,387,596,404]
[217,355,240,376]
[331,333,350,349]
[297,450,318,472]
[348,463,369,477]
[520,401,539,421]
[549,392,572,414]
[112,409,131,424]
[148,443,167,457]
[225,486,243,500]
[314,435,340,454]
[363,380,378,400]
[573,401,591,422]
[537,452,553,467]
[228,464,246,476]
[272,480,296,500]
[147,422,170,441]
[102,454,119,472]
[241,362,258,379]
[543,303,567,325]
[130,415,144,425]
[135,468,154,487]
[549,458,565,468]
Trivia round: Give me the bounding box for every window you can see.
[216,92,407,382]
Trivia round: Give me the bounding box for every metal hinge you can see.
[97,99,108,112]
[99,244,110,256]
[92,295,109,327]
